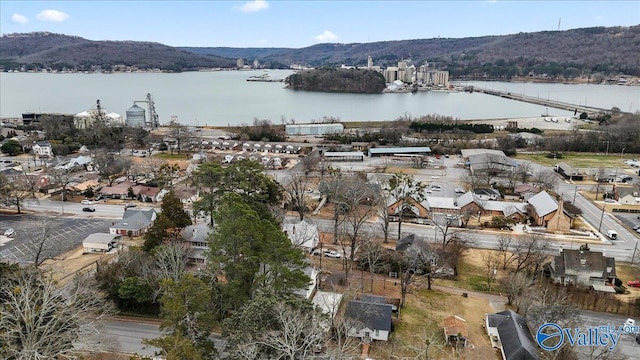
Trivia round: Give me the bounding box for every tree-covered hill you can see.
[285,68,386,93]
[0,32,235,71]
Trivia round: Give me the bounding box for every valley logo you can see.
[536,322,639,351]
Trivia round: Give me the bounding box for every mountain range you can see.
[1,26,639,76]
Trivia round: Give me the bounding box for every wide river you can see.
[1,70,637,126]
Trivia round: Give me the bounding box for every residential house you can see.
[526,191,573,232]
[181,223,212,264]
[443,315,468,347]
[514,184,540,201]
[421,196,460,215]
[295,267,319,300]
[133,185,162,203]
[474,188,501,201]
[99,180,137,199]
[396,233,430,252]
[614,185,640,205]
[548,249,616,292]
[345,295,393,341]
[462,149,516,177]
[173,183,199,205]
[386,195,431,222]
[485,310,539,360]
[456,191,527,223]
[32,141,52,157]
[312,291,343,320]
[283,220,320,253]
[109,208,157,237]
[555,162,584,181]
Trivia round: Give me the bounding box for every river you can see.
[1,70,637,126]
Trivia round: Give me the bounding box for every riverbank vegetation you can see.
[285,68,386,94]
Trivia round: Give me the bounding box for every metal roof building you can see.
[368,147,431,157]
[285,123,344,136]
[323,151,364,162]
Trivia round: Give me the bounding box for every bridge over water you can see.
[473,88,611,115]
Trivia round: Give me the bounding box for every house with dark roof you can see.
[485,310,539,360]
[396,233,431,252]
[554,162,584,181]
[345,295,393,341]
[548,249,616,292]
[109,208,157,237]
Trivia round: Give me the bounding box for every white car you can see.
[431,176,440,179]
[454,188,465,194]
[81,199,93,205]
[4,228,15,237]
[324,250,342,258]
[624,318,635,328]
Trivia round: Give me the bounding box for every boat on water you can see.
[246,73,283,82]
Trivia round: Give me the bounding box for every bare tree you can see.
[255,302,326,360]
[398,323,446,360]
[285,171,310,221]
[154,241,191,282]
[93,151,131,186]
[50,166,73,214]
[513,233,550,275]
[0,268,115,359]
[0,174,33,214]
[377,187,393,243]
[388,173,426,240]
[398,244,437,307]
[496,233,517,270]
[443,234,473,276]
[21,217,71,267]
[319,167,348,245]
[482,251,499,292]
[359,239,385,292]
[500,272,533,306]
[340,175,379,282]
[531,169,559,192]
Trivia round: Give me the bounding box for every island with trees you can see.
[285,68,386,94]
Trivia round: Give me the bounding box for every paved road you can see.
[22,198,130,219]
[100,318,161,356]
[577,310,640,359]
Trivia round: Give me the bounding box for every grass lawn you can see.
[370,288,498,359]
[515,152,637,169]
[435,249,508,293]
[153,152,191,160]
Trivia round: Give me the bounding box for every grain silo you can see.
[125,104,146,127]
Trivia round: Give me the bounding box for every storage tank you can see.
[126,104,146,127]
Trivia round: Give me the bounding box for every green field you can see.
[515,152,637,169]
[153,153,190,160]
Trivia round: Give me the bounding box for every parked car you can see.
[454,188,465,194]
[4,228,15,237]
[627,280,640,288]
[431,176,440,179]
[124,204,137,209]
[324,250,341,258]
[82,207,95,212]
[81,199,93,205]
[624,318,636,328]
[633,225,640,231]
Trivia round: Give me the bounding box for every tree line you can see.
[285,68,386,94]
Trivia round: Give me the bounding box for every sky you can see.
[1,1,639,48]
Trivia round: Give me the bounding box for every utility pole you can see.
[573,185,578,204]
[597,203,606,234]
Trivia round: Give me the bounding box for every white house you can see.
[295,267,319,300]
[32,141,52,157]
[282,220,319,252]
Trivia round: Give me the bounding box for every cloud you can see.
[235,0,269,13]
[11,14,29,24]
[315,30,338,42]
[36,9,70,22]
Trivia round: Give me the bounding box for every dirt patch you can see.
[40,245,118,287]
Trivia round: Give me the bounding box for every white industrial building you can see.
[285,123,344,136]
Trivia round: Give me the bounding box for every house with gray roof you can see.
[485,310,539,360]
[109,208,157,237]
[346,296,393,341]
[182,223,213,264]
[548,249,616,292]
[282,220,319,253]
[554,162,584,181]
[526,191,573,231]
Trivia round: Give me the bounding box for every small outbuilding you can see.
[82,233,121,253]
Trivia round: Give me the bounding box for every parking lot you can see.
[0,214,112,264]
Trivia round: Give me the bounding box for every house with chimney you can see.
[282,220,319,253]
[548,248,616,292]
[526,191,573,232]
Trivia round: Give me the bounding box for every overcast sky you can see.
[1,1,639,48]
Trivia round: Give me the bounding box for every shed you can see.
[323,151,365,162]
[83,233,121,253]
[368,147,431,157]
